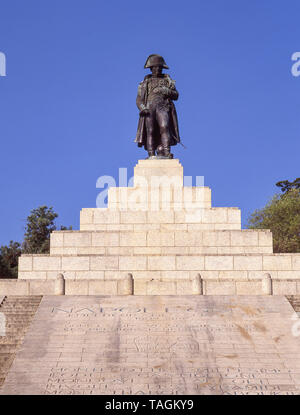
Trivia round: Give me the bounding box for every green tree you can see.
[22,206,58,254]
[0,206,72,278]
[22,206,72,254]
[248,188,300,253]
[0,241,22,279]
[276,177,300,193]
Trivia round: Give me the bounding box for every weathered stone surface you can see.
[18,256,33,272]
[119,256,147,271]
[90,256,118,271]
[133,159,183,188]
[148,256,175,271]
[0,296,42,388]
[61,257,90,271]
[176,256,204,270]
[205,281,236,295]
[231,231,259,247]
[33,257,61,271]
[2,295,300,395]
[263,255,292,271]
[234,255,263,271]
[16,159,300,289]
[0,280,29,295]
[205,255,233,271]
[120,232,146,247]
[108,186,212,211]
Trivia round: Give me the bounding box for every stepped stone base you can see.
[0,296,42,387]
[2,158,299,296]
[1,295,300,395]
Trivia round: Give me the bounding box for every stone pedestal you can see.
[12,159,300,295]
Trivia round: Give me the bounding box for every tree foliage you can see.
[0,241,22,279]
[22,206,58,254]
[276,178,300,193]
[248,188,300,253]
[0,205,72,278]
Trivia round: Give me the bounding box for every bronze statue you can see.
[135,54,180,159]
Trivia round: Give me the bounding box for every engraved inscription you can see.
[1,295,300,395]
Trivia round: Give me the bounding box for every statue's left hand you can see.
[159,86,170,96]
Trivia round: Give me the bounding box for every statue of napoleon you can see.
[135,54,180,159]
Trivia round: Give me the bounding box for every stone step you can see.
[5,327,28,332]
[50,245,273,256]
[0,295,42,388]
[5,330,27,335]
[0,355,15,366]
[79,207,242,228]
[2,315,38,318]
[107,185,211,204]
[1,305,39,308]
[1,302,41,306]
[3,305,37,308]
[18,253,300,278]
[0,353,13,359]
[0,337,22,344]
[4,298,41,300]
[5,320,37,324]
[4,314,37,317]
[0,345,19,352]
[47,228,274,256]
[1,310,38,314]
[6,318,36,322]
[0,308,38,312]
[0,310,37,314]
[1,298,41,301]
[51,229,272,248]
[3,306,37,309]
[0,303,41,308]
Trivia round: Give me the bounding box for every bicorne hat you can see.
[144,54,169,69]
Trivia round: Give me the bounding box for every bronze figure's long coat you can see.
[135,74,180,150]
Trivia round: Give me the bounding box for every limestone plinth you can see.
[7,159,300,296]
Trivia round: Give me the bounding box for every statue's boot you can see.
[163,146,173,159]
[147,150,155,159]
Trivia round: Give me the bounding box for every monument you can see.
[0,54,298,296]
[1,55,295,296]
[135,54,180,159]
[1,54,300,395]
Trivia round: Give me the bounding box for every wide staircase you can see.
[1,295,300,395]
[0,296,42,387]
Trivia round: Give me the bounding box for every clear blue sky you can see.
[0,0,299,245]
